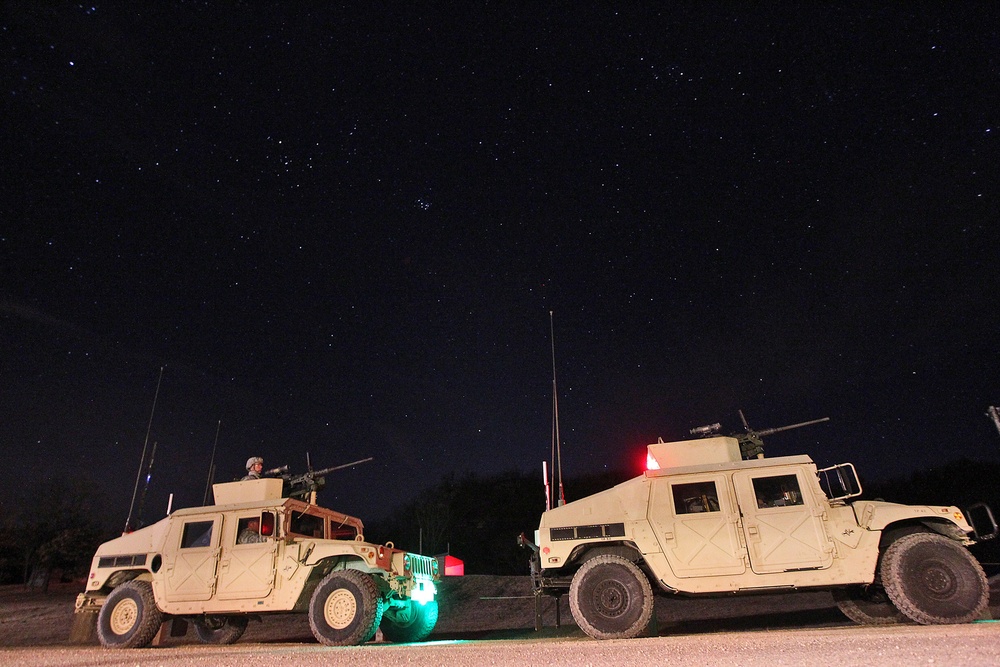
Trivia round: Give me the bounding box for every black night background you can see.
[2,4,999,574]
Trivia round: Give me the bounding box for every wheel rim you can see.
[109,598,138,635]
[920,559,957,598]
[324,588,357,629]
[593,579,628,618]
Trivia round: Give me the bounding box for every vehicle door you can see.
[162,515,221,602]
[216,512,278,600]
[732,469,834,574]
[647,474,746,577]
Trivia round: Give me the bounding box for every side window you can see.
[180,520,214,548]
[236,517,261,545]
[672,481,721,514]
[751,474,804,509]
[235,512,277,545]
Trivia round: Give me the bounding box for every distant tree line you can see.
[364,468,634,575]
[0,480,108,588]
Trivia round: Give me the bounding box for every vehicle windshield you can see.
[816,463,862,501]
[282,500,365,540]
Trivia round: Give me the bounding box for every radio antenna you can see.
[549,311,565,507]
[134,441,157,529]
[125,366,164,533]
[202,420,221,505]
[987,406,1000,442]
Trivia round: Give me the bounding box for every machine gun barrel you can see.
[754,417,830,437]
[307,457,374,477]
[282,457,374,500]
[736,412,830,460]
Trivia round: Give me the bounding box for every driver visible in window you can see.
[238,517,266,544]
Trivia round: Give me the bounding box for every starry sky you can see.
[3,3,999,526]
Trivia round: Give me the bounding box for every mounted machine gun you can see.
[690,410,830,459]
[265,456,374,502]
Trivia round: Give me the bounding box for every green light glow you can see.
[411,579,436,603]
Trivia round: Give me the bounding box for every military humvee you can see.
[523,431,997,640]
[75,477,439,648]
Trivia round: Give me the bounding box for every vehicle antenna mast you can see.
[125,366,164,533]
[550,311,565,507]
[987,406,1000,444]
[202,419,221,505]
[133,441,157,529]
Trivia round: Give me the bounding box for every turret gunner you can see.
[242,456,264,480]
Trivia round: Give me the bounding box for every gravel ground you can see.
[1,573,997,667]
[0,575,849,647]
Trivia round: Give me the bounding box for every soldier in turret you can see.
[242,456,264,480]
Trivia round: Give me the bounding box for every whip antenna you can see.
[202,419,221,505]
[125,366,164,533]
[550,311,565,506]
[134,441,157,528]
[988,406,1000,442]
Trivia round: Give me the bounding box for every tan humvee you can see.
[75,478,439,648]
[524,435,997,639]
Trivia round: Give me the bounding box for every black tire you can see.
[308,569,384,646]
[881,532,989,624]
[96,580,163,649]
[380,599,439,643]
[832,585,907,625]
[194,615,249,644]
[569,554,654,640]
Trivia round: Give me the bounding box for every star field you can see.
[2,3,1000,523]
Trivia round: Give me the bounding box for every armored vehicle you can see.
[75,476,440,648]
[523,426,997,640]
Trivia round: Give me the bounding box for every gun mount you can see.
[267,456,374,501]
[689,411,830,460]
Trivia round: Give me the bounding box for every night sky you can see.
[3,4,999,526]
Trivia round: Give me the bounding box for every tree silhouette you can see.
[5,479,108,588]
[365,468,632,574]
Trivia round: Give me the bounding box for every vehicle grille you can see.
[407,553,436,578]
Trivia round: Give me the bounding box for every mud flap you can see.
[68,609,99,644]
[152,618,189,646]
